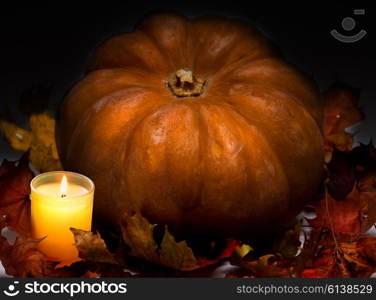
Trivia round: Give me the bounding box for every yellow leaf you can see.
[0,120,32,151]
[121,212,199,271]
[0,112,62,172]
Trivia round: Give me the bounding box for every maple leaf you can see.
[70,228,133,277]
[227,223,301,278]
[196,239,240,268]
[0,228,87,277]
[28,112,62,172]
[0,156,33,236]
[0,87,62,172]
[70,228,119,265]
[0,217,48,277]
[121,212,198,271]
[0,120,33,152]
[120,212,237,271]
[301,235,376,278]
[272,222,301,259]
[0,112,62,172]
[308,186,369,242]
[227,252,295,278]
[323,84,363,162]
[309,142,376,242]
[0,236,49,277]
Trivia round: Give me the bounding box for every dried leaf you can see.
[28,112,62,172]
[0,235,48,277]
[310,142,376,242]
[159,226,197,270]
[228,254,295,278]
[0,120,33,151]
[121,212,159,263]
[197,239,240,268]
[121,212,235,271]
[272,222,301,258]
[0,111,62,172]
[326,149,356,200]
[308,186,368,242]
[0,156,33,236]
[121,212,199,271]
[70,228,118,265]
[301,236,376,278]
[323,84,363,162]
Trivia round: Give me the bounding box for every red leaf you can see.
[308,186,368,242]
[0,156,33,236]
[301,236,376,278]
[0,236,49,277]
[197,239,240,268]
[323,84,363,162]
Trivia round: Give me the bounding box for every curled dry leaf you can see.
[0,156,33,236]
[0,235,48,277]
[28,113,63,172]
[0,86,62,172]
[308,186,368,242]
[0,112,62,172]
[227,252,295,278]
[121,212,238,271]
[71,228,133,277]
[301,236,376,278]
[309,143,376,242]
[71,228,118,265]
[323,84,363,163]
[0,120,32,152]
[121,212,198,271]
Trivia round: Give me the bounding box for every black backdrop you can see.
[0,1,375,160]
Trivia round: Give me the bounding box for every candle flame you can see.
[60,175,68,197]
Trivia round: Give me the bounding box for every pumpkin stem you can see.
[167,69,206,97]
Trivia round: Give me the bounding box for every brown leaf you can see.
[197,239,240,268]
[0,120,32,151]
[121,212,199,271]
[121,212,236,271]
[308,186,368,242]
[301,236,376,278]
[323,84,363,162]
[28,112,63,172]
[228,254,295,278]
[0,112,62,172]
[71,228,118,265]
[272,222,302,258]
[0,235,48,277]
[159,226,198,270]
[0,156,33,236]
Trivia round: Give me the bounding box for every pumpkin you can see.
[57,13,324,240]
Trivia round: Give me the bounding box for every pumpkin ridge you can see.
[224,92,322,212]
[226,81,322,130]
[218,100,291,203]
[137,14,190,71]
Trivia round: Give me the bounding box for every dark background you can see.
[0,1,375,160]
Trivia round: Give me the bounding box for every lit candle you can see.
[30,171,94,263]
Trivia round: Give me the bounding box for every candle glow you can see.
[30,171,94,263]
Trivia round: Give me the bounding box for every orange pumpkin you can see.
[57,13,324,240]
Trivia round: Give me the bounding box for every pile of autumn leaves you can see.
[0,85,376,278]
